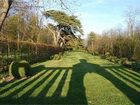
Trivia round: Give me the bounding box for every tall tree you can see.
[87,31,96,53]
[44,10,83,47]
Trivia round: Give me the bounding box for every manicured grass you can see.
[0,51,140,105]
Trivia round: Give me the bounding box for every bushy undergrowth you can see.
[51,52,63,60]
[100,52,140,72]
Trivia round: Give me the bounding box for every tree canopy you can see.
[44,10,82,30]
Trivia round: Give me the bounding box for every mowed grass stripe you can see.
[0,70,46,97]
[61,69,72,97]
[0,79,26,94]
[46,70,65,97]
[20,70,56,98]
[111,68,140,89]
[118,69,140,82]
[30,70,59,97]
[52,70,69,97]
[0,80,22,91]
[107,68,140,92]
[122,68,140,78]
[15,70,53,98]
[36,69,64,98]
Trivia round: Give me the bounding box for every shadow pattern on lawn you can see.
[0,59,140,104]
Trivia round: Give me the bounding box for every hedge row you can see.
[0,38,63,72]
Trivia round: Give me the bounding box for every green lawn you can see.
[0,51,140,105]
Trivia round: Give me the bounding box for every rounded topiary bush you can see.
[9,61,19,78]
[18,60,31,77]
[9,60,31,79]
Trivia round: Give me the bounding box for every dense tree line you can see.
[87,28,140,60]
[87,8,140,71]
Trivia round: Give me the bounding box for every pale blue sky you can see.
[41,0,140,37]
[76,0,140,36]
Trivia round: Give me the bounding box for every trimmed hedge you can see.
[0,38,63,72]
[9,60,31,78]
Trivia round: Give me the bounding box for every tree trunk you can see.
[0,0,13,31]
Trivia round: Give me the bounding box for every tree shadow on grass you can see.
[0,59,140,104]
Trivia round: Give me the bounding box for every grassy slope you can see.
[0,51,140,105]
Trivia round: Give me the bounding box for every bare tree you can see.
[0,0,13,31]
[125,7,140,37]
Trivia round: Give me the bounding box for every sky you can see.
[75,0,140,37]
[40,0,140,38]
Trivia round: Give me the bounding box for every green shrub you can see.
[105,56,111,61]
[52,52,63,60]
[116,59,122,64]
[19,60,31,76]
[105,52,110,57]
[50,55,54,60]
[120,58,128,65]
[9,61,19,78]
[110,58,115,62]
[106,56,113,61]
[0,75,4,83]
[0,78,5,84]
[9,60,31,78]
[53,54,59,60]
[94,51,99,56]
[105,56,118,63]
[52,54,58,60]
